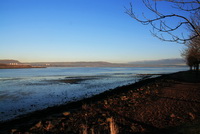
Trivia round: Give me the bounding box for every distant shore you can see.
[0,64,46,69]
[0,71,200,134]
[0,59,187,68]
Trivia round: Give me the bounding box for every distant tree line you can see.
[126,0,200,71]
[182,25,200,71]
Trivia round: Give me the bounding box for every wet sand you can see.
[0,71,200,134]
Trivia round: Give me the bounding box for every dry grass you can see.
[81,124,87,134]
[107,117,118,134]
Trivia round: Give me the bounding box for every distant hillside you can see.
[0,60,21,64]
[27,62,134,67]
[129,58,186,66]
[28,59,186,67]
[0,60,45,69]
[0,59,187,68]
[0,64,33,69]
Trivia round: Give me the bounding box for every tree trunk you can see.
[195,64,198,71]
[195,63,199,78]
[190,66,192,71]
[197,63,199,72]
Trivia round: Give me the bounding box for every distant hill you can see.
[0,59,187,68]
[128,58,186,66]
[27,61,134,67]
[0,60,45,69]
[0,60,21,64]
[28,59,186,67]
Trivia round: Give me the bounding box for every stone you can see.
[30,121,43,130]
[170,113,176,118]
[63,112,70,116]
[121,96,128,100]
[104,100,108,105]
[133,93,139,98]
[35,121,43,128]
[188,112,195,120]
[11,129,17,134]
[44,121,54,131]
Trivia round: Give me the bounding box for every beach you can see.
[0,71,200,134]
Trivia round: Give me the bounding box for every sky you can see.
[0,0,188,63]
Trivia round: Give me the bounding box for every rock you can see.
[44,121,54,131]
[154,89,159,94]
[188,112,195,120]
[104,100,108,105]
[11,129,17,134]
[120,96,128,100]
[170,113,176,118]
[102,113,106,117]
[131,124,137,132]
[82,104,88,110]
[63,112,70,116]
[133,93,139,97]
[30,121,43,130]
[145,90,150,95]
[35,121,43,128]
[137,88,144,91]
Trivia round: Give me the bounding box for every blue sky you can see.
[0,0,187,63]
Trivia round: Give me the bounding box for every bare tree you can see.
[182,46,199,70]
[126,0,200,44]
[191,38,200,70]
[187,56,196,70]
[182,27,200,71]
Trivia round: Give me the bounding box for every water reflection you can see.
[0,67,187,121]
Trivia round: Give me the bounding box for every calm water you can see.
[0,67,187,121]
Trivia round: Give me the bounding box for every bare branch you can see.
[157,0,200,4]
[126,0,200,44]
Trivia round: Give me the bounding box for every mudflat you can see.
[0,71,200,134]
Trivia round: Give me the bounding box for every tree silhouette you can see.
[182,45,199,70]
[182,23,200,71]
[126,0,200,44]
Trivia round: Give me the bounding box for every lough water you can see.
[0,67,187,121]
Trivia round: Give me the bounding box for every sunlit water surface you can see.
[0,67,187,121]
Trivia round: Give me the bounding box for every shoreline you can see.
[0,73,165,122]
[1,71,200,133]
